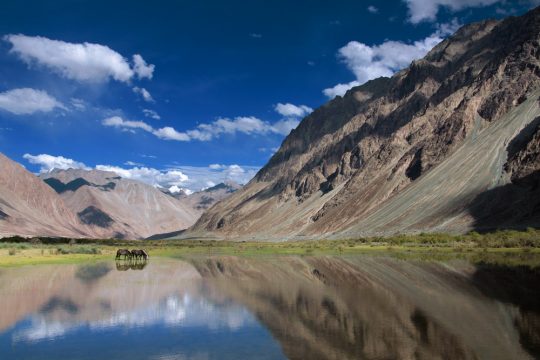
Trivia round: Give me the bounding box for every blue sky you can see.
[0,0,536,192]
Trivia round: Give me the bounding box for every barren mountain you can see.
[0,153,93,238]
[190,7,540,240]
[180,181,241,211]
[40,169,199,239]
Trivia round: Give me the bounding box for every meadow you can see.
[1,228,539,267]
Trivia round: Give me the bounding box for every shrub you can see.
[57,246,101,255]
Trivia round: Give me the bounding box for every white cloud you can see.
[274,103,312,118]
[169,185,191,195]
[174,164,260,191]
[143,109,160,120]
[103,113,300,142]
[23,153,89,172]
[132,54,154,79]
[367,5,379,13]
[102,116,154,132]
[95,165,189,187]
[270,118,300,135]
[323,80,361,98]
[0,88,65,115]
[23,152,259,192]
[249,33,262,38]
[94,163,257,192]
[4,34,154,83]
[153,126,191,141]
[133,87,154,102]
[322,20,461,98]
[124,160,144,166]
[403,0,501,23]
[70,98,86,111]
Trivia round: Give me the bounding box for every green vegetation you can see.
[0,228,539,267]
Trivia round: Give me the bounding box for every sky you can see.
[0,0,537,192]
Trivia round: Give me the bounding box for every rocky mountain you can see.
[189,7,540,240]
[40,169,199,239]
[180,182,241,211]
[0,154,94,238]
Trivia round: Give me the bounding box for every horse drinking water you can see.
[115,249,132,260]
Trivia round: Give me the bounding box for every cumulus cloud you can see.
[143,109,160,120]
[0,88,66,115]
[23,153,89,172]
[367,5,379,13]
[132,54,154,79]
[274,103,312,118]
[403,0,501,23]
[322,20,461,98]
[102,114,299,142]
[133,87,154,102]
[4,34,154,83]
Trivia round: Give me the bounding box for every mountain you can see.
[181,182,241,211]
[146,181,242,239]
[0,154,94,238]
[189,7,540,240]
[40,169,199,239]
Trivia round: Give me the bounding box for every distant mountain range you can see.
[0,153,240,239]
[187,7,540,240]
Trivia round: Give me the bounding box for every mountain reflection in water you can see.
[0,255,539,360]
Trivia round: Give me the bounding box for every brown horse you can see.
[115,249,132,260]
[131,249,149,260]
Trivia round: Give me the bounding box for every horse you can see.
[140,249,149,260]
[115,249,132,260]
[130,249,149,261]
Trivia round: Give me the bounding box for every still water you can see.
[0,255,539,360]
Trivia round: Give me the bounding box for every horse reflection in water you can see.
[115,249,149,271]
[115,259,148,271]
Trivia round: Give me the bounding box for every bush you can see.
[57,246,101,255]
[8,249,17,256]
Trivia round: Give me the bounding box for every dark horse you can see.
[130,249,149,260]
[115,249,132,260]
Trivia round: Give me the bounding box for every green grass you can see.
[1,228,540,267]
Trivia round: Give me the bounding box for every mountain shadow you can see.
[77,206,114,228]
[44,177,116,194]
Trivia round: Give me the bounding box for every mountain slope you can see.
[190,8,540,240]
[40,169,199,239]
[181,181,241,211]
[0,154,93,238]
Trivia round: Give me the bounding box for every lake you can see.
[0,254,539,359]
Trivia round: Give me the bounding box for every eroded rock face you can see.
[190,7,540,240]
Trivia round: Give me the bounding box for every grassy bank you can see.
[1,228,539,267]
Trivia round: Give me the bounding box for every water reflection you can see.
[0,255,539,360]
[115,259,148,271]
